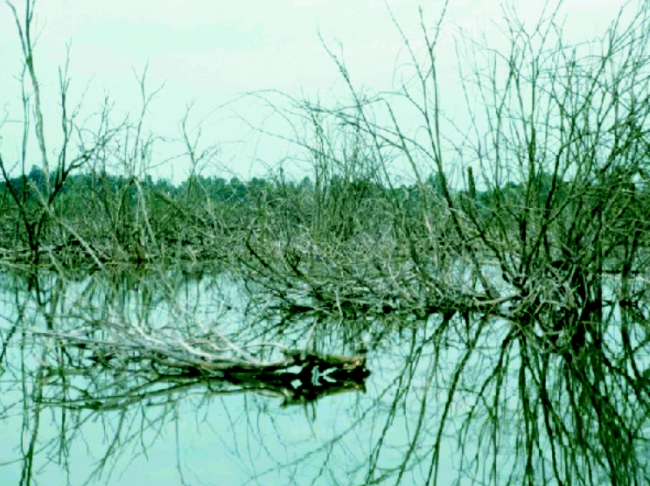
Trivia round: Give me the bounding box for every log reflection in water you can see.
[1,271,650,485]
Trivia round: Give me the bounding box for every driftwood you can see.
[30,328,370,409]
[217,350,369,406]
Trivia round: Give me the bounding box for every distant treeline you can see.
[3,163,625,207]
[0,164,647,269]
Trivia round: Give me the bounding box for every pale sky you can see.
[0,0,631,184]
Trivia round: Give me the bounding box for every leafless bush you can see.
[238,1,650,483]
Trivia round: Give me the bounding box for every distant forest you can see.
[4,163,626,209]
[0,163,647,270]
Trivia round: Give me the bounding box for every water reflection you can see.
[1,270,650,485]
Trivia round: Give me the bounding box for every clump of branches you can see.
[30,317,368,412]
[237,0,650,483]
[237,92,481,322]
[0,0,125,267]
[0,1,244,273]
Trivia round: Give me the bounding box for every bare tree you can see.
[238,1,650,484]
[0,0,121,266]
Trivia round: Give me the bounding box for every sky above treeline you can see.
[0,0,633,185]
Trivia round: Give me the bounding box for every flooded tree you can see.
[238,0,650,484]
[3,0,650,485]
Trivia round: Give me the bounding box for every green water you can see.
[0,270,647,485]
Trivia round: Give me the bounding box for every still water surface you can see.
[0,270,641,485]
[0,271,478,486]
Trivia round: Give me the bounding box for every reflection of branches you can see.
[439,297,650,485]
[5,271,650,485]
[240,294,650,485]
[0,270,377,485]
[240,314,465,486]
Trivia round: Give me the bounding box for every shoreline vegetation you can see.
[3,0,650,483]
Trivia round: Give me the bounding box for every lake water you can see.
[0,270,647,485]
